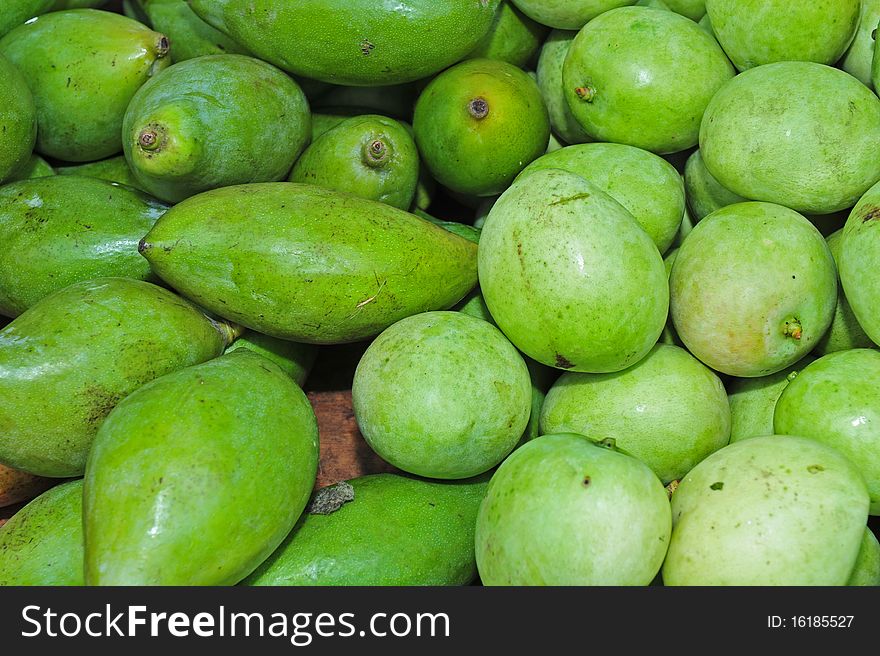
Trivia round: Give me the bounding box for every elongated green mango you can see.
[245,473,488,586]
[56,156,143,191]
[0,479,84,586]
[188,0,501,86]
[84,351,319,586]
[225,331,318,388]
[140,183,478,344]
[143,0,250,62]
[0,176,167,317]
[0,278,237,477]
[0,53,36,183]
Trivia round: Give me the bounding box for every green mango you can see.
[311,109,364,142]
[315,85,416,121]
[774,349,880,514]
[0,278,237,477]
[0,10,170,162]
[122,0,150,24]
[0,1,54,37]
[840,180,880,346]
[123,54,310,204]
[0,479,84,586]
[290,115,419,211]
[683,149,747,221]
[467,1,549,68]
[697,12,714,36]
[245,474,488,586]
[842,0,880,89]
[670,202,836,377]
[663,0,704,21]
[353,311,531,479]
[84,351,319,585]
[535,31,591,145]
[6,154,53,183]
[700,62,880,215]
[563,7,734,154]
[0,176,167,317]
[476,433,671,585]
[705,0,859,71]
[848,528,880,586]
[142,0,250,63]
[518,143,685,254]
[663,435,869,585]
[541,344,730,484]
[225,331,318,388]
[414,58,550,197]
[659,248,680,345]
[140,183,478,344]
[0,53,37,183]
[414,210,481,244]
[479,169,668,373]
[814,230,875,356]
[509,0,638,29]
[56,155,144,191]
[188,0,501,86]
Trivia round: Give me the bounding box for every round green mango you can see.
[683,149,747,221]
[476,433,671,585]
[467,1,549,68]
[290,115,419,211]
[0,9,170,162]
[478,168,668,373]
[352,311,531,480]
[225,331,318,389]
[705,0,859,71]
[839,180,880,346]
[774,349,880,515]
[123,54,311,204]
[663,435,869,585]
[535,31,591,145]
[56,155,143,191]
[142,0,251,63]
[700,62,880,215]
[670,202,838,377]
[541,344,730,483]
[510,0,638,29]
[0,54,36,184]
[517,143,685,254]
[414,58,550,197]
[563,7,734,154]
[841,0,880,89]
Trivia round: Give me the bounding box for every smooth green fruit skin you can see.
[848,528,880,586]
[842,0,880,89]
[0,278,232,477]
[536,31,591,145]
[479,169,668,373]
[56,155,144,191]
[663,435,869,585]
[0,176,167,317]
[415,211,481,244]
[414,58,550,197]
[705,0,859,71]
[143,0,250,63]
[353,312,531,480]
[476,433,671,585]
[123,54,310,204]
[700,62,880,215]
[727,357,814,443]
[84,351,318,585]
[510,0,637,29]
[0,479,83,586]
[0,10,170,162]
[663,0,704,21]
[189,0,501,86]
[684,149,747,221]
[814,230,875,356]
[225,331,318,388]
[670,202,837,377]
[245,474,488,586]
[840,180,880,346]
[6,154,53,184]
[518,143,685,254]
[563,7,734,154]
[467,2,549,68]
[290,115,419,211]
[0,54,37,183]
[541,344,730,484]
[774,350,880,515]
[141,183,478,344]
[0,1,54,37]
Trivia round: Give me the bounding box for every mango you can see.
[663,435,869,585]
[0,176,167,317]
[290,115,418,211]
[0,53,37,183]
[842,0,880,89]
[353,312,531,479]
[705,0,859,71]
[188,0,501,86]
[56,155,144,191]
[414,58,550,197]
[142,0,250,63]
[0,1,54,37]
[536,31,590,146]
[563,7,734,154]
[476,433,671,585]
[479,169,668,373]
[663,0,704,21]
[467,2,548,68]
[225,331,318,388]
[140,183,478,344]
[518,143,685,254]
[659,248,680,345]
[84,351,318,585]
[0,464,51,508]
[510,1,637,29]
[700,62,880,215]
[7,155,54,183]
[683,149,746,222]
[774,350,880,515]
[123,54,310,204]
[0,9,170,162]
[848,528,880,586]
[0,278,236,477]
[670,202,837,377]
[415,211,481,244]
[0,479,84,586]
[245,474,488,586]
[839,180,880,346]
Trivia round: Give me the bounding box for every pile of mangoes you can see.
[1,0,879,587]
